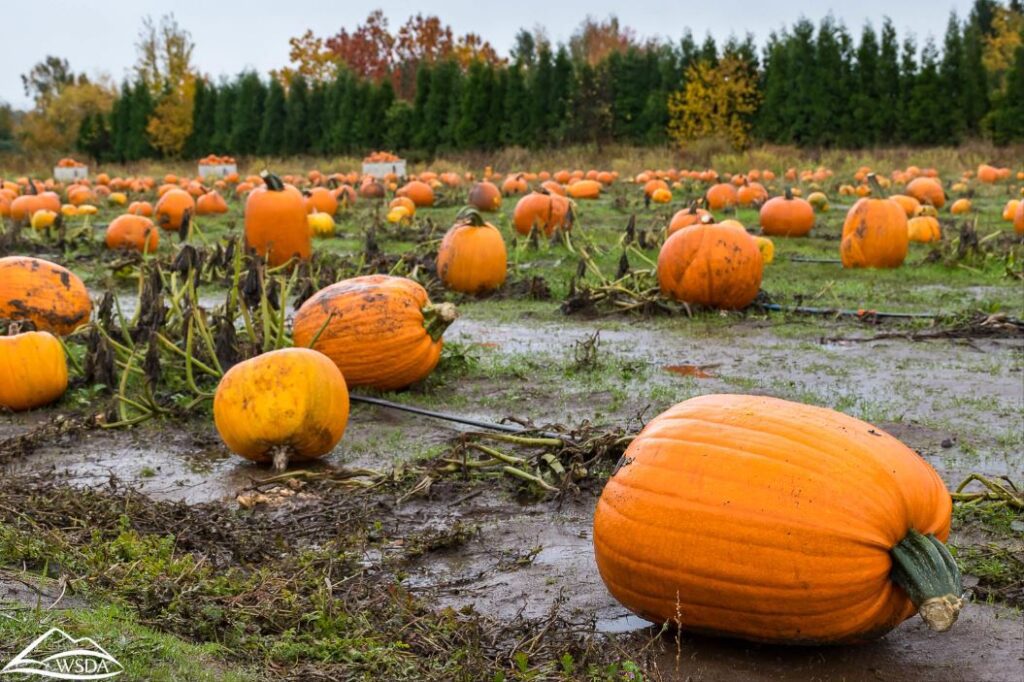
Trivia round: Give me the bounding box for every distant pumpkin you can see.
[396,180,435,207]
[154,188,196,232]
[513,191,572,236]
[196,191,229,215]
[907,216,942,243]
[106,214,160,253]
[244,171,310,267]
[759,189,814,237]
[906,177,946,209]
[468,181,502,211]
[840,176,908,269]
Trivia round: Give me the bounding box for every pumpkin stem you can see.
[261,170,285,192]
[26,178,37,196]
[866,173,887,198]
[422,302,458,342]
[784,187,793,201]
[455,206,487,227]
[271,445,290,472]
[890,529,963,633]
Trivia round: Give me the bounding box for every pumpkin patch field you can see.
[0,149,1022,680]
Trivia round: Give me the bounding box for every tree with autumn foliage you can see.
[667,54,761,150]
[137,14,198,157]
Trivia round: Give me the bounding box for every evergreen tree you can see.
[384,100,416,150]
[501,64,530,147]
[411,63,432,151]
[939,14,966,141]
[127,80,154,160]
[187,78,216,157]
[211,82,236,152]
[284,75,309,155]
[110,82,133,161]
[549,46,574,144]
[232,72,266,154]
[908,39,944,144]
[896,35,919,142]
[876,19,902,144]
[260,78,286,155]
[984,29,1024,143]
[851,24,880,147]
[307,82,327,154]
[528,47,554,146]
[455,60,492,149]
[960,24,990,134]
[757,34,791,143]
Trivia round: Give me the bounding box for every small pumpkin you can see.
[244,171,311,267]
[1014,200,1024,235]
[0,256,91,335]
[106,215,160,253]
[436,208,507,294]
[567,179,602,199]
[806,191,830,212]
[304,187,338,215]
[657,221,763,310]
[293,275,457,391]
[907,216,942,243]
[196,190,229,215]
[1002,199,1020,222]
[30,210,58,230]
[753,235,775,264]
[512,191,572,236]
[759,189,814,237]
[949,198,971,215]
[213,348,349,471]
[154,188,195,232]
[307,212,335,237]
[502,174,529,196]
[906,177,946,209]
[128,201,154,217]
[396,180,435,207]
[705,183,738,211]
[594,394,962,644]
[0,331,68,411]
[650,188,672,204]
[890,194,922,218]
[468,181,502,211]
[840,175,908,269]
[668,203,711,236]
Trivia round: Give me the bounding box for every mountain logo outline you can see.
[1,627,123,680]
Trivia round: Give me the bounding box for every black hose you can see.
[349,394,569,441]
[758,303,943,320]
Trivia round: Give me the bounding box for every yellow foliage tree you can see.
[146,75,196,157]
[272,30,342,86]
[17,79,115,153]
[667,55,761,151]
[983,7,1024,92]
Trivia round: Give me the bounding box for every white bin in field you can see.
[198,163,238,179]
[53,166,88,182]
[361,160,407,179]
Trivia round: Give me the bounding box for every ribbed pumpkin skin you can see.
[759,195,815,236]
[292,275,444,391]
[841,197,909,268]
[213,348,349,463]
[106,214,159,253]
[0,256,91,335]
[0,331,68,411]
[657,224,763,310]
[512,192,571,236]
[244,182,310,267]
[436,223,507,294]
[593,394,951,645]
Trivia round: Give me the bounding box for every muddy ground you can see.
[2,306,1021,681]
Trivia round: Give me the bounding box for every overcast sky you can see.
[2,1,976,109]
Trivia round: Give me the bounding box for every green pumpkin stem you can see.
[890,529,963,633]
[261,170,285,192]
[455,206,486,227]
[867,172,887,198]
[784,187,794,201]
[422,303,458,342]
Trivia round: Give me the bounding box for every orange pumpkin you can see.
[0,256,91,335]
[304,187,338,215]
[10,189,60,223]
[105,215,160,253]
[468,181,502,211]
[502,174,529,196]
[705,183,738,211]
[127,201,154,217]
[841,177,908,269]
[594,394,960,644]
[213,347,349,471]
[657,222,763,310]
[567,179,601,199]
[949,198,971,215]
[0,331,68,411]
[907,216,942,243]
[243,172,310,267]
[1014,200,1024,235]
[396,180,435,207]
[759,189,814,237]
[154,189,196,232]
[668,205,711,236]
[292,275,457,391]
[737,182,768,207]
[512,191,572,236]
[905,177,946,209]
[196,191,229,216]
[436,209,507,294]
[890,194,922,218]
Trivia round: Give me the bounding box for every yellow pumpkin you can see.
[387,206,412,224]
[108,192,128,205]
[650,188,672,204]
[30,210,58,230]
[0,331,68,411]
[949,199,971,215]
[753,236,775,264]
[307,212,335,237]
[213,348,349,471]
[61,204,79,217]
[77,204,98,216]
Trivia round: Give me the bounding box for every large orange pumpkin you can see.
[292,275,457,391]
[0,257,91,335]
[512,191,572,236]
[244,171,311,267]
[213,347,349,471]
[759,189,814,237]
[657,222,763,310]
[840,177,908,269]
[154,189,196,232]
[0,331,68,411]
[105,215,160,253]
[436,209,507,294]
[594,394,961,644]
